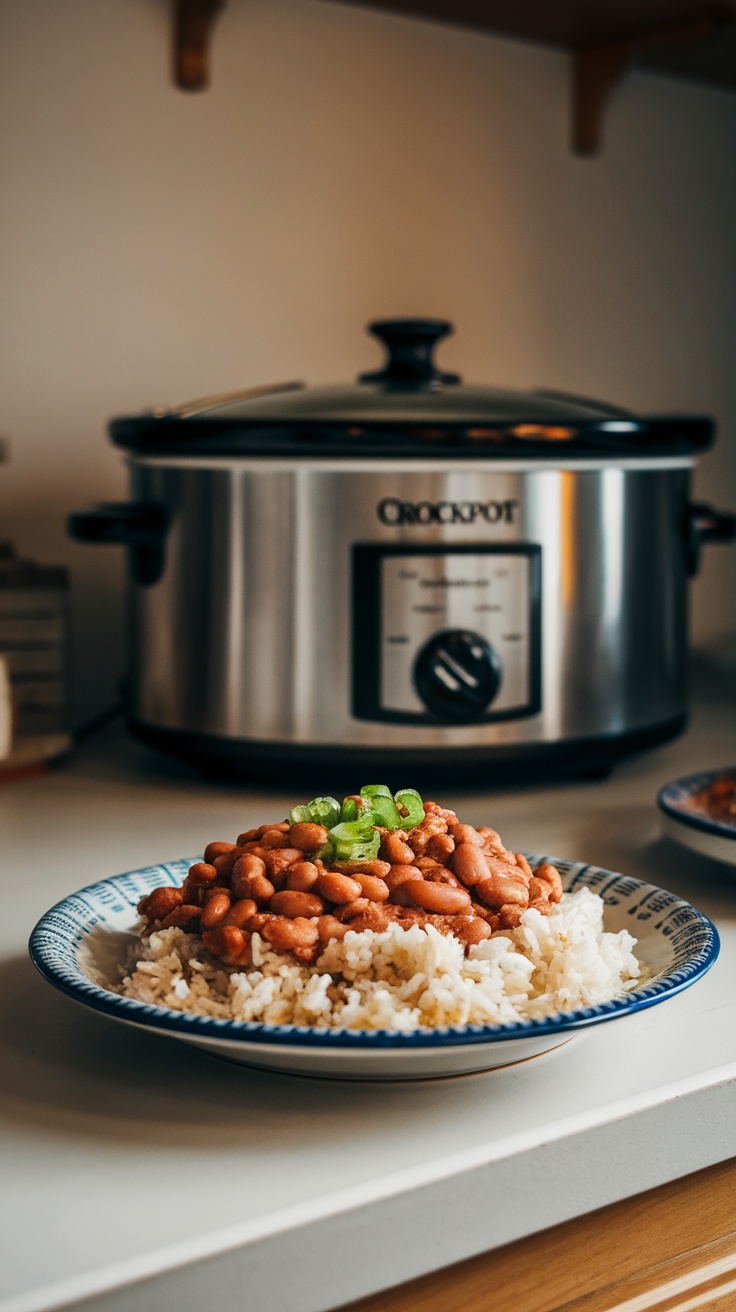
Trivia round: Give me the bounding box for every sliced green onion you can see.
[307,796,341,829]
[360,784,401,830]
[289,797,341,828]
[361,783,393,800]
[290,786,422,860]
[341,834,381,861]
[329,820,380,861]
[394,788,425,829]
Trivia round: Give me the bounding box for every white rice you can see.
[114,887,641,1031]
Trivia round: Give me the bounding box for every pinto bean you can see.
[416,859,461,887]
[200,891,231,928]
[487,851,524,878]
[247,912,276,933]
[237,820,289,844]
[426,832,455,862]
[236,825,278,845]
[262,848,303,878]
[238,844,267,860]
[405,881,471,914]
[475,873,528,908]
[181,861,218,901]
[315,871,362,904]
[452,915,493,945]
[528,897,554,916]
[203,841,236,865]
[286,860,320,892]
[380,830,415,864]
[534,863,563,903]
[202,924,251,965]
[251,874,277,904]
[232,854,268,898]
[160,904,202,930]
[528,877,550,903]
[269,890,324,918]
[202,883,227,902]
[497,903,525,929]
[138,886,182,919]
[223,897,258,928]
[349,871,390,902]
[512,853,534,881]
[187,861,218,884]
[262,917,320,954]
[473,905,499,928]
[316,914,351,944]
[384,863,424,891]
[387,875,427,907]
[450,823,484,847]
[477,827,507,854]
[213,849,242,880]
[236,827,261,845]
[288,822,329,853]
[259,828,292,849]
[337,899,392,931]
[452,843,490,887]
[334,858,391,879]
[238,853,267,879]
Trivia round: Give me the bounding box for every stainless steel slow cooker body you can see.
[71,320,734,782]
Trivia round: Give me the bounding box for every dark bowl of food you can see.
[658,767,736,868]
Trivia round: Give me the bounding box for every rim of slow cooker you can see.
[109,416,714,459]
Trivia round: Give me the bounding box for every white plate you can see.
[658,767,736,869]
[29,858,719,1081]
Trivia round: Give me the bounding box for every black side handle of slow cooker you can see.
[68,503,168,586]
[686,501,736,576]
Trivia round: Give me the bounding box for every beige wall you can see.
[1,0,735,725]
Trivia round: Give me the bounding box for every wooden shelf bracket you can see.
[572,9,728,155]
[172,0,227,92]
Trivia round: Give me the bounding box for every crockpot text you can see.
[377,497,519,527]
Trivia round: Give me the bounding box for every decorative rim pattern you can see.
[29,858,720,1051]
[658,767,736,840]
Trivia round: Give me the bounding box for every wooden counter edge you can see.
[336,1155,736,1312]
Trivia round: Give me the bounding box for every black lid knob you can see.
[359,319,461,389]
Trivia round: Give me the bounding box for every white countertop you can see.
[2,662,736,1312]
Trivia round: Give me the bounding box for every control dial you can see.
[413,629,502,722]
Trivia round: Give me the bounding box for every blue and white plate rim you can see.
[28,856,720,1051]
[658,765,736,840]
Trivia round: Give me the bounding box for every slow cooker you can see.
[70,319,736,783]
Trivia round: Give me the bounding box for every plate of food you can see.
[658,767,736,869]
[30,786,719,1079]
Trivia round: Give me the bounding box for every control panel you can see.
[352,544,541,725]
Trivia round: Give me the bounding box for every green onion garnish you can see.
[394,788,425,829]
[287,786,425,861]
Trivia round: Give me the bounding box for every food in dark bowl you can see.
[658,766,736,868]
[689,773,736,825]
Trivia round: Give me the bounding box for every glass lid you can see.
[110,319,714,459]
